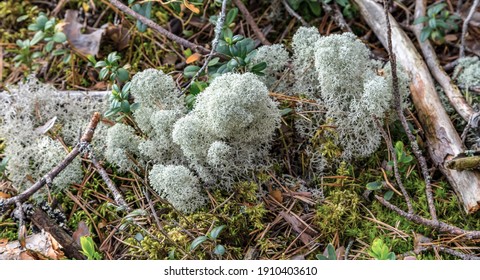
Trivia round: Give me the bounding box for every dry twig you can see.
[320,1,353,32]
[413,0,473,122]
[460,0,480,58]
[109,0,210,55]
[282,0,309,26]
[180,0,228,96]
[232,0,271,46]
[374,117,414,213]
[0,112,101,212]
[383,0,437,221]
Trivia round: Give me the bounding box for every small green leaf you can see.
[413,16,429,25]
[420,28,432,42]
[95,61,107,68]
[225,8,238,26]
[31,31,45,45]
[99,68,109,80]
[183,65,201,78]
[366,181,382,191]
[45,41,54,53]
[189,236,208,251]
[280,108,293,116]
[316,254,328,260]
[52,32,67,43]
[326,244,336,260]
[213,244,226,256]
[251,62,267,73]
[117,68,130,82]
[384,190,394,201]
[208,57,220,66]
[130,102,140,111]
[120,101,130,113]
[17,15,29,22]
[209,225,225,240]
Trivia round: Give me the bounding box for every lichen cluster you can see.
[105,70,280,213]
[0,78,107,195]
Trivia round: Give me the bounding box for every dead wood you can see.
[413,0,473,122]
[31,207,86,260]
[354,0,480,214]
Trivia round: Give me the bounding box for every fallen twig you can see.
[90,152,130,211]
[375,195,480,239]
[30,206,86,260]
[413,0,473,122]
[232,0,271,46]
[180,0,228,96]
[320,1,353,32]
[109,0,210,55]
[460,0,480,58]
[282,0,309,27]
[383,0,437,221]
[374,117,414,213]
[0,112,101,213]
[354,0,480,214]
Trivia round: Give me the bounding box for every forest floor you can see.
[1,0,480,260]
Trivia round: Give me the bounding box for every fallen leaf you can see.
[184,0,200,14]
[62,10,105,57]
[34,116,57,135]
[18,225,27,248]
[404,256,417,260]
[186,53,202,64]
[163,53,178,65]
[270,189,283,203]
[0,191,11,199]
[106,24,131,51]
[72,221,90,246]
[0,239,8,246]
[444,34,458,42]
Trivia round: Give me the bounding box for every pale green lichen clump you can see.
[251,44,290,90]
[172,72,281,185]
[454,56,480,88]
[0,78,106,195]
[314,33,396,160]
[149,164,205,213]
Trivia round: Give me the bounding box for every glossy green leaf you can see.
[366,181,382,191]
[189,236,208,251]
[384,190,394,201]
[213,244,226,256]
[52,32,67,43]
[117,68,130,82]
[209,225,225,240]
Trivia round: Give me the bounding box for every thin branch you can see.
[90,152,130,211]
[460,0,480,58]
[383,0,437,221]
[282,0,309,26]
[0,112,101,212]
[320,1,353,32]
[180,0,228,96]
[232,0,271,46]
[375,195,480,239]
[374,117,414,214]
[413,0,473,122]
[108,0,210,55]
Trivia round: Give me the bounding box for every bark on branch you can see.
[354,0,480,214]
[0,112,101,212]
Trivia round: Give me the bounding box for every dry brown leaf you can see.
[18,225,27,248]
[279,211,313,246]
[270,189,283,203]
[0,239,8,246]
[186,53,202,64]
[72,221,90,246]
[0,191,11,199]
[444,34,458,42]
[106,24,131,51]
[62,10,104,57]
[184,0,200,14]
